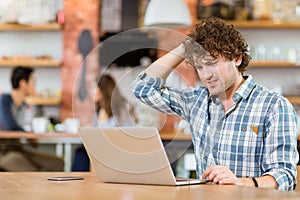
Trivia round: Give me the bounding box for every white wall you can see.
[240,28,300,101]
[0,31,62,94]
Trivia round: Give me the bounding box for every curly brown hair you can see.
[183,17,251,74]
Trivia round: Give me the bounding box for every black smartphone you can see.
[47,176,84,181]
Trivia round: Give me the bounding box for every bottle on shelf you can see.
[252,0,272,20]
[234,0,253,20]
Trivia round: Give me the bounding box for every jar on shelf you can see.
[272,0,300,22]
[253,0,272,20]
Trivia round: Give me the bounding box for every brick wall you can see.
[61,0,198,129]
[61,0,100,125]
[158,0,198,131]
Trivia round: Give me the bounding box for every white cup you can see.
[32,117,49,134]
[64,118,80,134]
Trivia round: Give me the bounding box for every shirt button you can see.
[138,73,146,79]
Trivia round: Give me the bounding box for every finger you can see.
[208,167,223,182]
[211,168,230,183]
[211,171,227,183]
[202,166,215,179]
[208,172,218,182]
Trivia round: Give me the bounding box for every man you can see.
[0,66,64,171]
[132,17,299,191]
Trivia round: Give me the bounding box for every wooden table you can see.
[0,131,81,172]
[0,131,78,139]
[0,130,192,172]
[0,172,299,199]
[0,129,191,141]
[159,129,192,140]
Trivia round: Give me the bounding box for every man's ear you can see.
[234,55,242,66]
[19,79,27,89]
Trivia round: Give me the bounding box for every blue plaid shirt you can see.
[132,71,299,191]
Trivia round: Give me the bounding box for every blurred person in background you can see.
[0,66,64,171]
[72,74,136,171]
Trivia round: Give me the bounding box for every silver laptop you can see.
[78,126,208,186]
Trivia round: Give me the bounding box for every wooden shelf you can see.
[25,97,61,105]
[0,59,61,67]
[285,96,300,105]
[228,20,300,29]
[0,23,62,31]
[249,61,298,68]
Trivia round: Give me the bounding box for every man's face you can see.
[24,73,36,96]
[192,54,241,97]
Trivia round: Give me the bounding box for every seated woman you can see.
[72,74,136,171]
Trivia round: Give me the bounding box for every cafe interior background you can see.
[0,0,299,173]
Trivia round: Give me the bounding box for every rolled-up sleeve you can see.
[131,71,198,120]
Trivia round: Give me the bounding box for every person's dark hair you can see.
[11,66,34,89]
[96,74,126,118]
[183,17,251,74]
[95,74,136,126]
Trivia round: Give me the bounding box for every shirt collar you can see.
[234,75,256,101]
[208,75,256,104]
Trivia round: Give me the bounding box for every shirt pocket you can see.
[238,124,264,162]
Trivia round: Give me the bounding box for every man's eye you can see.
[207,61,217,65]
[185,61,194,68]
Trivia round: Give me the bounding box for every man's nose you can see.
[202,68,213,80]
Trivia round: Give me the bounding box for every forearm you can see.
[239,175,277,189]
[145,44,185,79]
